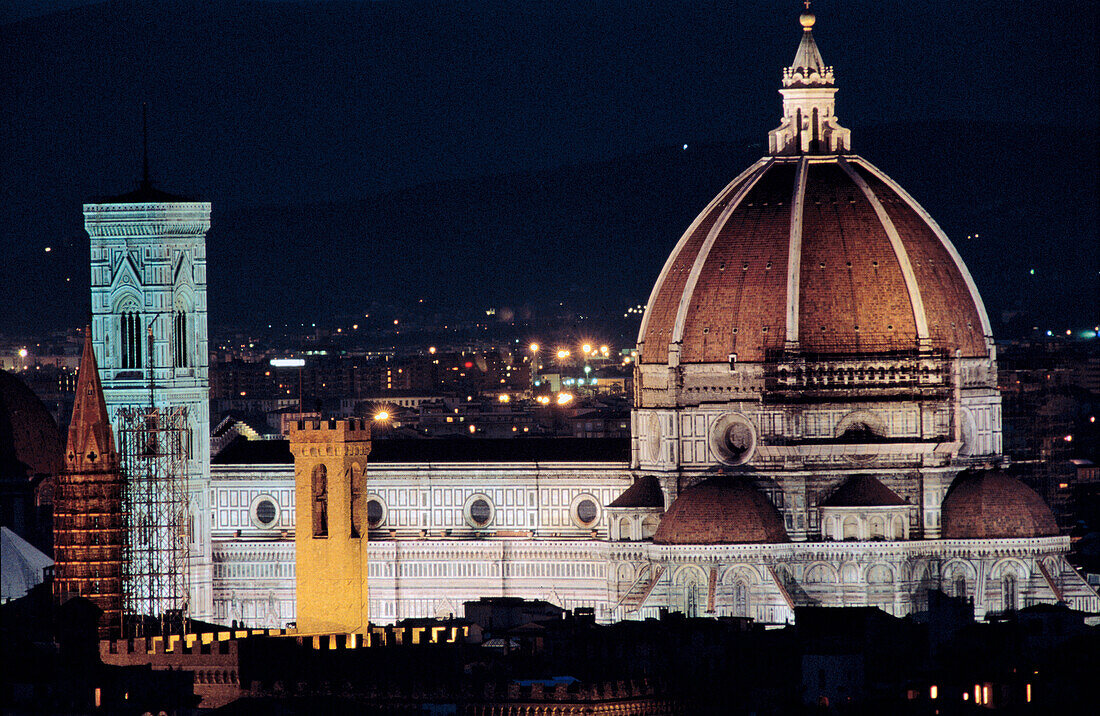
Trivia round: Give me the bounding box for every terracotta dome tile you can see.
[941,470,1058,539]
[653,478,789,545]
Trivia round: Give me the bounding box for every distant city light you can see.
[529,343,539,353]
[1064,435,1073,442]
[582,344,592,354]
[44,247,51,252]
[600,345,609,355]
[429,346,437,354]
[682,144,688,150]
[374,411,390,422]
[468,424,476,433]
[1029,269,1035,275]
[269,358,305,367]
[18,348,28,358]
[556,349,570,359]
[557,393,573,405]
[536,395,551,405]
[498,394,510,403]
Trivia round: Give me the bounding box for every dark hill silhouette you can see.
[209,122,1097,334]
[2,1,1095,333]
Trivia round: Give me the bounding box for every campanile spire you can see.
[54,328,124,637]
[768,5,851,155]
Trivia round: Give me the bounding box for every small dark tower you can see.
[53,330,124,638]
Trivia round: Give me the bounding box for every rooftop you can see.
[212,435,631,465]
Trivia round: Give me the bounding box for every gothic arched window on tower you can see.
[174,311,188,367]
[349,463,363,538]
[120,310,142,370]
[312,464,328,537]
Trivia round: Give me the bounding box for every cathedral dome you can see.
[637,156,991,365]
[0,371,63,479]
[941,470,1059,540]
[653,478,789,545]
[637,15,991,367]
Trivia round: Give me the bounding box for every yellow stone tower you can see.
[288,418,371,633]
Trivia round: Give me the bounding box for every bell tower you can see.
[289,419,371,634]
[83,132,213,620]
[54,330,124,637]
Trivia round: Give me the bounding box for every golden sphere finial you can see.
[800,1,815,30]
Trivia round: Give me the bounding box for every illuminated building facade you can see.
[202,10,1097,625]
[84,182,214,620]
[53,332,124,636]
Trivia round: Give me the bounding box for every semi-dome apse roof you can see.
[653,478,789,545]
[941,470,1059,540]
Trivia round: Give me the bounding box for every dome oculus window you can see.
[709,413,757,466]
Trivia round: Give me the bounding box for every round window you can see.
[366,498,385,529]
[255,500,277,526]
[709,413,757,466]
[724,422,753,457]
[576,498,598,526]
[249,494,281,529]
[469,498,492,527]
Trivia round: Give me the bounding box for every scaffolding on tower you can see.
[117,322,191,637]
[118,405,190,636]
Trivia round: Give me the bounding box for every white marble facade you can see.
[207,456,1097,627]
[85,199,214,620]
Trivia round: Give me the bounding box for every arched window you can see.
[120,310,142,369]
[954,576,967,599]
[174,311,188,367]
[312,464,328,537]
[685,581,699,618]
[641,514,659,539]
[734,581,748,617]
[843,517,859,540]
[618,516,632,541]
[349,463,363,538]
[869,517,884,540]
[1002,574,1017,611]
[891,516,906,540]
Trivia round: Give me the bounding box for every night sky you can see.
[1,1,1096,334]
